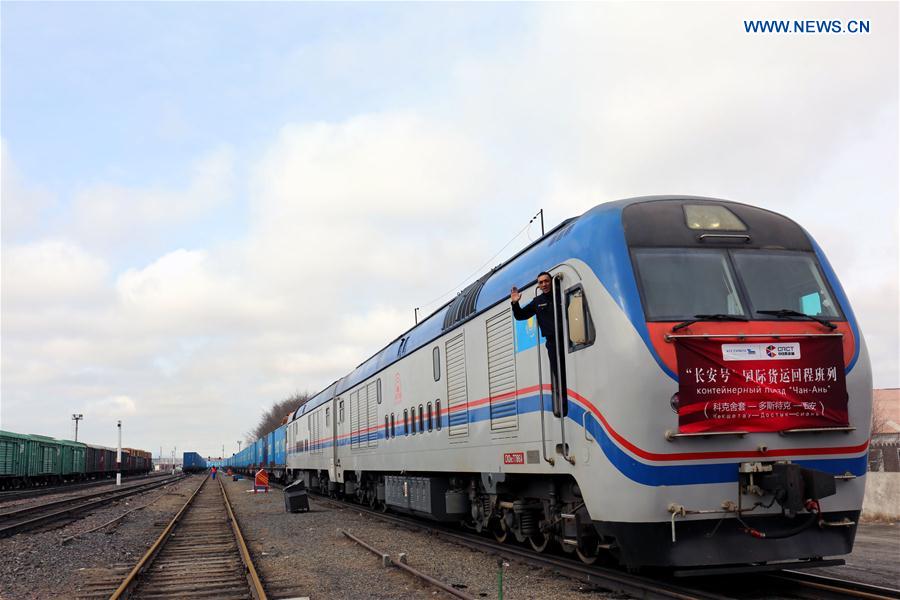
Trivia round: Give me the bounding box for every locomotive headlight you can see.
[670,392,680,414]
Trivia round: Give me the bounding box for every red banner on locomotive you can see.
[674,336,848,433]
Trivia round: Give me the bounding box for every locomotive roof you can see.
[291,195,810,418]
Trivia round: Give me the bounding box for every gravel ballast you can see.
[0,475,202,600]
[3,473,894,599]
[222,476,615,600]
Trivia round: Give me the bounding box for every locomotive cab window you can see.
[632,247,843,322]
[632,248,746,320]
[566,286,595,350]
[731,251,842,319]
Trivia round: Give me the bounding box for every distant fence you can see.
[868,439,900,473]
[862,472,900,521]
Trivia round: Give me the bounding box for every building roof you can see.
[874,388,900,434]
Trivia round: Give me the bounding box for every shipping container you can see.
[182,451,207,473]
[270,425,286,469]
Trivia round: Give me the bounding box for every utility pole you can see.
[72,414,83,441]
[116,420,122,486]
[530,209,545,236]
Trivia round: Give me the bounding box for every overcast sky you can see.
[2,2,897,459]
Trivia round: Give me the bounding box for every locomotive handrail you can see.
[535,331,554,466]
[697,233,751,242]
[665,332,843,341]
[666,430,749,440]
[778,426,856,435]
[666,426,857,441]
[552,273,576,465]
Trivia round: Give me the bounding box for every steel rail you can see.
[0,473,160,502]
[341,529,476,600]
[0,475,184,538]
[108,475,209,600]
[0,475,182,520]
[219,475,268,600]
[110,475,267,600]
[316,495,728,600]
[765,570,900,600]
[279,486,898,600]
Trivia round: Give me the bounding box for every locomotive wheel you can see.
[528,531,551,553]
[576,538,601,565]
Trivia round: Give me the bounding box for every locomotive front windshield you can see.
[633,248,842,321]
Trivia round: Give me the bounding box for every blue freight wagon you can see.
[249,439,258,469]
[269,425,287,480]
[182,451,207,473]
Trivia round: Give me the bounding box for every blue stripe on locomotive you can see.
[808,234,861,372]
[329,392,865,486]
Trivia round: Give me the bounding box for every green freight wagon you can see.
[0,431,29,489]
[24,434,63,483]
[57,438,86,480]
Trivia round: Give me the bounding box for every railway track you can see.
[0,475,184,537]
[758,571,900,600]
[0,473,164,503]
[108,474,266,600]
[313,492,900,600]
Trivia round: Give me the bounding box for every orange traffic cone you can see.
[254,468,269,493]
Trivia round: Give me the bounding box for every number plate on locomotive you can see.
[503,452,525,465]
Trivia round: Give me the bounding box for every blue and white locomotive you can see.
[280,196,871,571]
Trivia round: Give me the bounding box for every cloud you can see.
[115,248,282,333]
[0,139,57,242]
[68,146,236,248]
[1,239,109,306]
[240,111,499,327]
[85,395,138,417]
[339,305,415,346]
[252,113,489,226]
